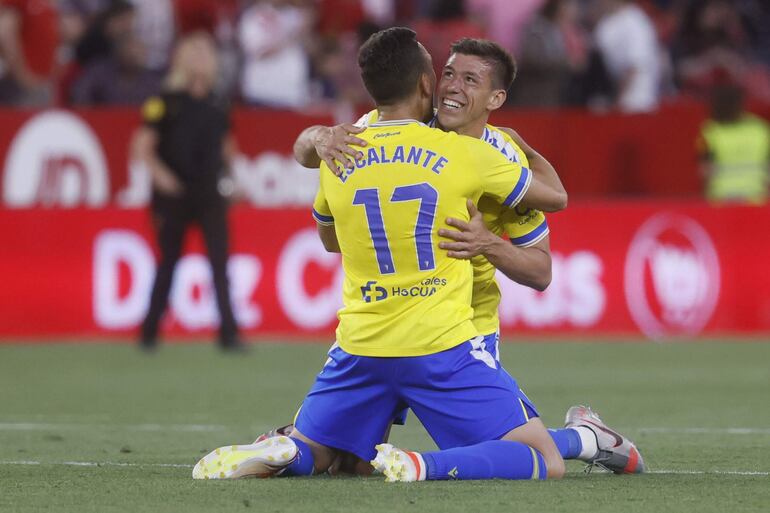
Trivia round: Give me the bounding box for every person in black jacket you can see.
[132,32,243,351]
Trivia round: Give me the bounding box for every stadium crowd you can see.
[0,0,769,113]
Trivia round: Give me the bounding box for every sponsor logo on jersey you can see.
[361,281,388,302]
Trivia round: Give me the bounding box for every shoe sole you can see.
[192,436,297,479]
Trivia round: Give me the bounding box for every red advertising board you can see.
[2,202,769,340]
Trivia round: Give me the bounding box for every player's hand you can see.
[154,170,184,196]
[314,123,367,176]
[438,200,496,259]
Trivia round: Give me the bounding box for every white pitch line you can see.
[648,470,769,476]
[0,460,192,469]
[0,422,225,432]
[637,427,770,435]
[0,460,767,476]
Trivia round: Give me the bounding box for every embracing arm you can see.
[294,123,367,173]
[439,200,552,291]
[480,236,551,291]
[498,126,567,212]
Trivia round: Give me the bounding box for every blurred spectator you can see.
[593,0,664,112]
[697,84,770,204]
[70,31,162,105]
[465,0,545,53]
[130,0,175,71]
[736,0,770,68]
[509,0,588,107]
[134,32,243,351]
[0,0,59,106]
[360,0,395,26]
[412,0,485,81]
[674,0,770,103]
[59,0,112,50]
[237,0,313,108]
[72,0,135,67]
[174,0,240,97]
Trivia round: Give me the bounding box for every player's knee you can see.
[545,454,566,480]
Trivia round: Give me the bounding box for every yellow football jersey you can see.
[472,125,549,335]
[356,110,549,336]
[313,119,531,357]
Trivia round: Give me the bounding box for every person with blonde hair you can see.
[133,32,243,351]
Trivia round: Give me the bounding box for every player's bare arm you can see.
[293,123,367,174]
[498,126,567,206]
[316,223,340,253]
[439,200,551,291]
[520,173,568,213]
[131,126,184,196]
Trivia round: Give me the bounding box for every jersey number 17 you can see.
[352,182,438,275]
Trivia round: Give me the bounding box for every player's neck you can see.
[438,117,487,139]
[377,102,424,124]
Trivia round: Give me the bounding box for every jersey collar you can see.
[369,118,426,128]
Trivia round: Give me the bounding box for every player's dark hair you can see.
[358,27,430,105]
[449,38,517,91]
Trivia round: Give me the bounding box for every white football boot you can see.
[371,443,426,482]
[192,435,298,479]
[565,405,645,474]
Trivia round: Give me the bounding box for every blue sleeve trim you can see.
[503,167,532,207]
[509,220,549,247]
[312,209,335,225]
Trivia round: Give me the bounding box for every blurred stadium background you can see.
[0,0,769,512]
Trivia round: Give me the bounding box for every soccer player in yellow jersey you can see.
[288,38,644,477]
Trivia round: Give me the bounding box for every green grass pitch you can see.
[1,340,768,513]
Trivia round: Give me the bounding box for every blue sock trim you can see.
[279,438,314,477]
[548,428,582,460]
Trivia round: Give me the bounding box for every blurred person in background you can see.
[0,0,58,106]
[69,28,162,104]
[737,0,770,69]
[133,32,243,352]
[130,0,174,72]
[312,21,380,121]
[509,0,587,107]
[71,0,134,68]
[62,0,136,103]
[674,0,770,104]
[465,0,545,54]
[592,0,663,112]
[174,0,241,98]
[412,0,485,82]
[237,0,313,108]
[697,83,770,205]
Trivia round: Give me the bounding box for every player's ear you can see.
[487,89,507,111]
[419,72,433,99]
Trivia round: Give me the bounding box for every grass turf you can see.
[0,341,768,512]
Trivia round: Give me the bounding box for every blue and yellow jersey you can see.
[313,119,531,357]
[356,111,549,335]
[473,125,549,334]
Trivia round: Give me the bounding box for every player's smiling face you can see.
[437,53,502,134]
